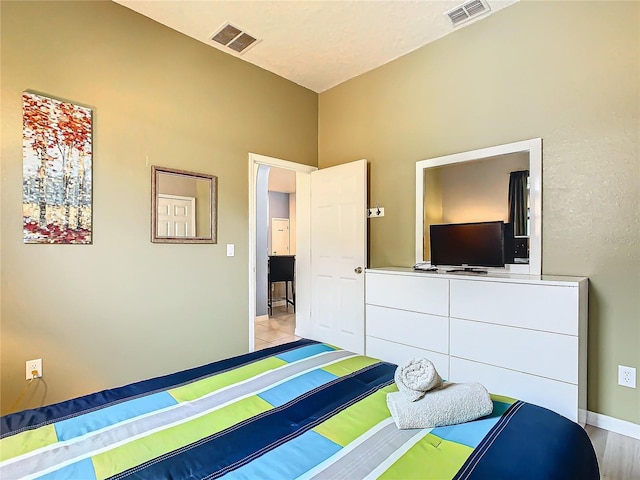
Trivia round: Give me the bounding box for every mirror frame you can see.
[151,166,218,244]
[415,138,542,275]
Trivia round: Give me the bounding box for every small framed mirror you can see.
[151,166,217,244]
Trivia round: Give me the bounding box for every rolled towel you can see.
[387,382,493,429]
[394,358,443,402]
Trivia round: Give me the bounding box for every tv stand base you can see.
[446,268,488,274]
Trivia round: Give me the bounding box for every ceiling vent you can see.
[445,0,491,27]
[211,23,260,54]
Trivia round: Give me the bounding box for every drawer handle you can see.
[354,267,363,274]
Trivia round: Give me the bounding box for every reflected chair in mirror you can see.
[268,255,295,316]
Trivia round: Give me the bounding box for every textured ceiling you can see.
[113,0,518,93]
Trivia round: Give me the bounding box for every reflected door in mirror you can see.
[271,218,290,255]
[157,194,195,237]
[151,166,217,244]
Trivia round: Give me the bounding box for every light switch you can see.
[226,244,235,257]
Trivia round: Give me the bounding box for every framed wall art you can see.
[22,92,93,244]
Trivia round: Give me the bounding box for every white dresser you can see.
[365,267,588,423]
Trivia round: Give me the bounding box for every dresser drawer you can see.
[366,336,449,379]
[450,318,578,384]
[450,279,579,335]
[366,272,449,316]
[366,304,448,354]
[449,357,578,422]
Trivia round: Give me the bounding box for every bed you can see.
[1,339,599,479]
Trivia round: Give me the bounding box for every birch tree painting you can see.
[22,92,93,244]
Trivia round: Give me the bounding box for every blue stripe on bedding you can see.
[454,402,600,480]
[275,343,336,363]
[112,362,396,480]
[258,370,338,407]
[0,339,320,437]
[38,457,96,480]
[433,400,512,448]
[54,391,178,441]
[222,430,341,480]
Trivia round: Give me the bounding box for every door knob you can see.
[354,267,363,274]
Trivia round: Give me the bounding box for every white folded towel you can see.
[394,358,443,402]
[387,382,493,429]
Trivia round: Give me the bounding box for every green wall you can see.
[0,1,317,413]
[319,1,639,424]
[2,0,638,427]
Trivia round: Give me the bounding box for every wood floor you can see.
[586,425,640,480]
[254,312,639,479]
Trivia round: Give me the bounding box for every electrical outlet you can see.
[26,358,42,380]
[618,365,636,388]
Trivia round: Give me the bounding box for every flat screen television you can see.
[429,221,508,271]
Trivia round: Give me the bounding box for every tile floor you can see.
[254,305,298,350]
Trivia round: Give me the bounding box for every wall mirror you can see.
[415,138,542,275]
[151,166,218,244]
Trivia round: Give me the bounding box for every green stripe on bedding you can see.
[313,383,397,446]
[321,356,381,377]
[168,356,287,402]
[490,394,517,405]
[91,395,273,480]
[0,423,58,461]
[0,352,355,480]
[91,354,378,479]
[378,433,473,480]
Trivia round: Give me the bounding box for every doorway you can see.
[259,172,295,349]
[248,153,316,352]
[248,154,368,354]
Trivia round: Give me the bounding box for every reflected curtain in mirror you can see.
[508,170,529,237]
[151,166,217,244]
[415,138,542,275]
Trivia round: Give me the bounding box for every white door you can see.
[271,218,290,255]
[310,159,367,354]
[157,194,196,237]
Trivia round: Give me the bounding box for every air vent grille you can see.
[445,0,491,26]
[211,23,260,54]
[212,25,242,45]
[228,33,258,53]
[465,0,487,16]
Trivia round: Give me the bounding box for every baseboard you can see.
[586,410,640,440]
[294,327,310,339]
[578,409,587,427]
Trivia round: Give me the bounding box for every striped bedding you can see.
[1,339,599,480]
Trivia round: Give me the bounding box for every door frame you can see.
[248,153,316,351]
